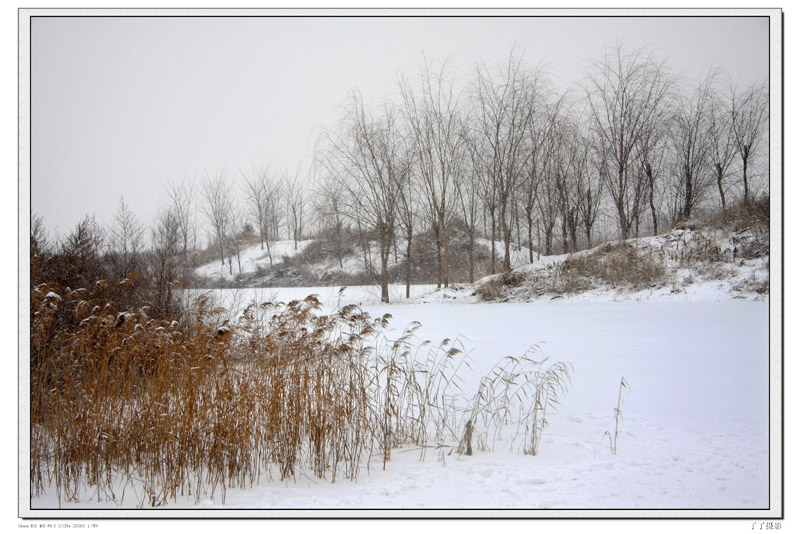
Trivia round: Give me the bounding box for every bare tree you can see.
[535,133,561,256]
[576,134,604,248]
[520,95,560,261]
[201,169,234,274]
[165,179,196,284]
[54,215,106,291]
[708,85,738,211]
[284,169,306,251]
[313,172,350,270]
[243,162,283,266]
[108,196,144,280]
[463,122,500,272]
[629,100,671,237]
[554,115,597,252]
[458,120,486,283]
[584,42,672,239]
[670,72,716,220]
[730,79,768,204]
[320,92,407,303]
[395,150,419,297]
[148,207,181,318]
[30,214,49,260]
[400,58,463,288]
[470,53,541,270]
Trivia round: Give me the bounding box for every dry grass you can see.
[31,279,570,507]
[706,196,770,234]
[557,243,666,292]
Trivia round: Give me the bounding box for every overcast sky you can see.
[29,14,770,235]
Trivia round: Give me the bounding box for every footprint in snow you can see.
[517,478,547,485]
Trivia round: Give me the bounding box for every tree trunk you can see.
[380,226,390,304]
[742,148,750,204]
[617,165,629,240]
[405,229,412,299]
[646,164,658,236]
[716,163,727,211]
[502,206,512,272]
[468,229,475,284]
[434,223,442,289]
[684,169,693,219]
[442,221,450,288]
[490,213,497,274]
[526,210,534,263]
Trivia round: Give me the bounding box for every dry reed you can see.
[31,278,570,507]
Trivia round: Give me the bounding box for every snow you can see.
[30,284,771,514]
[194,240,313,281]
[475,237,535,268]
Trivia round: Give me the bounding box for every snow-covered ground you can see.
[194,236,535,286]
[30,284,772,515]
[195,240,313,281]
[475,237,535,268]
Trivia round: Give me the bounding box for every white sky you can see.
[29,14,769,235]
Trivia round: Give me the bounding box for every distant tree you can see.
[708,85,738,211]
[313,173,349,270]
[554,115,597,252]
[52,215,106,290]
[148,207,181,318]
[584,42,672,239]
[284,170,306,251]
[573,126,604,247]
[400,58,463,288]
[108,196,144,280]
[633,110,670,236]
[520,94,560,261]
[671,72,716,220]
[321,91,406,303]
[30,214,50,286]
[470,52,541,270]
[535,127,560,255]
[457,120,484,283]
[730,79,768,204]
[165,178,197,284]
[395,152,419,297]
[201,169,234,274]
[30,214,49,261]
[243,162,281,266]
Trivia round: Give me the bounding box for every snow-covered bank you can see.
[431,219,770,305]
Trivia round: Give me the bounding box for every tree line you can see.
[31,42,769,307]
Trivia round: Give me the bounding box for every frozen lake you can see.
[33,285,772,513]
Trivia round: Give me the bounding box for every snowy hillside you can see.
[195,240,313,281]
[421,217,770,304]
